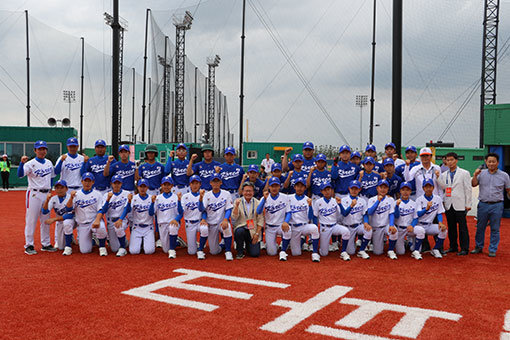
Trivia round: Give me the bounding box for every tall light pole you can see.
[239,0,246,164]
[207,54,220,151]
[356,95,368,151]
[63,90,76,121]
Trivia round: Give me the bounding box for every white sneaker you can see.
[279,251,288,261]
[116,248,127,257]
[357,250,370,259]
[311,253,320,262]
[411,250,423,260]
[197,250,206,260]
[168,249,177,259]
[63,246,72,256]
[355,239,362,247]
[155,239,162,248]
[332,241,339,252]
[301,242,309,252]
[366,243,374,252]
[260,241,266,250]
[225,251,233,261]
[431,249,443,259]
[387,250,398,260]
[54,241,59,249]
[340,251,351,261]
[328,243,336,252]
[99,247,108,256]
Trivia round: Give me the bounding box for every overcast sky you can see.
[1,0,510,151]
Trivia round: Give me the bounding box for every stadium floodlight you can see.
[207,55,221,67]
[63,90,76,120]
[355,95,368,151]
[173,10,193,29]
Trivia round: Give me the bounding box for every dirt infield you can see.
[1,190,509,340]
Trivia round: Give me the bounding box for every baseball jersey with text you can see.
[331,161,360,194]
[394,199,417,227]
[110,161,136,191]
[154,192,180,224]
[414,195,445,224]
[22,158,55,190]
[81,155,110,190]
[286,194,311,224]
[202,189,233,225]
[165,158,190,187]
[340,195,368,226]
[192,160,221,190]
[310,169,332,196]
[181,192,202,221]
[55,154,84,188]
[47,194,71,216]
[313,197,341,225]
[367,196,396,226]
[263,193,289,225]
[101,190,130,220]
[71,189,103,224]
[138,161,165,190]
[130,194,154,225]
[219,162,245,191]
[360,172,381,198]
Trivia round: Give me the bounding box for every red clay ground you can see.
[1,190,509,340]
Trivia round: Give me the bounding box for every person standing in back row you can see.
[0,154,11,191]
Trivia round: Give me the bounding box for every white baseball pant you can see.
[207,222,232,255]
[289,223,319,256]
[185,220,208,255]
[129,224,155,254]
[371,225,399,255]
[409,223,448,251]
[24,190,51,248]
[319,224,350,257]
[158,222,180,253]
[63,219,107,254]
[346,223,373,255]
[265,224,292,256]
[54,220,65,250]
[105,218,128,252]
[395,226,410,254]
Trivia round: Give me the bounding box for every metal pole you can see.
[141,9,150,142]
[391,0,402,152]
[112,0,120,158]
[68,99,71,120]
[369,0,377,144]
[223,96,226,150]
[131,68,135,144]
[360,106,363,151]
[148,77,152,143]
[25,10,30,127]
[194,66,198,143]
[239,0,246,163]
[204,76,208,141]
[80,37,84,153]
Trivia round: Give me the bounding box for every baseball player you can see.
[306,153,331,202]
[393,182,418,255]
[286,177,320,262]
[262,163,288,194]
[18,140,57,255]
[181,175,208,258]
[104,145,136,193]
[312,182,351,260]
[138,144,165,196]
[384,142,405,167]
[283,154,308,195]
[54,137,85,191]
[93,175,130,256]
[337,180,372,259]
[80,139,110,195]
[331,145,360,198]
[408,179,447,260]
[395,146,420,198]
[364,144,383,173]
[403,147,442,198]
[239,164,266,199]
[188,144,221,191]
[282,142,316,173]
[63,172,107,256]
[216,147,244,201]
[351,151,362,167]
[359,157,381,199]
[256,177,292,261]
[165,143,191,196]
[42,179,70,250]
[366,180,397,258]
[115,178,156,255]
[382,158,403,198]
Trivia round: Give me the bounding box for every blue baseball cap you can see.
[292,154,304,162]
[378,179,389,187]
[349,180,361,189]
[339,145,351,153]
[363,156,375,165]
[271,163,282,172]
[247,164,259,173]
[351,151,362,159]
[176,143,187,150]
[34,140,47,149]
[66,137,79,146]
[365,144,376,152]
[54,179,67,187]
[224,146,236,155]
[294,177,306,186]
[422,178,435,187]
[81,172,95,181]
[189,175,202,184]
[385,142,396,150]
[210,173,222,181]
[268,177,281,186]
[161,176,174,185]
[400,181,412,190]
[119,144,130,152]
[95,139,106,147]
[303,141,314,150]
[137,178,149,187]
[315,153,327,162]
[111,175,123,183]
[320,182,333,190]
[383,158,395,166]
[405,145,417,153]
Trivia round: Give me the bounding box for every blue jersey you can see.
[286,169,308,195]
[165,158,190,187]
[138,161,165,190]
[252,178,266,199]
[192,160,221,190]
[81,155,110,190]
[360,171,381,198]
[110,161,136,192]
[331,161,360,194]
[218,162,245,191]
[373,161,383,173]
[395,161,420,195]
[386,173,403,198]
[310,169,332,196]
[289,157,315,173]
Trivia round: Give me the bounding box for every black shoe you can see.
[236,253,245,260]
[41,245,58,252]
[24,245,37,255]
[456,250,468,256]
[470,247,482,254]
[488,252,496,257]
[177,236,187,248]
[445,248,458,254]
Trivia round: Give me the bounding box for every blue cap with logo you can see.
[210,173,222,181]
[66,137,79,146]
[320,182,333,190]
[95,139,106,147]
[405,145,417,153]
[315,153,327,162]
[34,140,48,149]
[363,156,375,164]
[137,178,149,187]
[385,142,396,150]
[161,176,174,185]
[176,143,187,150]
[365,144,376,152]
[54,179,68,187]
[339,145,351,153]
[422,178,435,187]
[292,154,304,162]
[247,164,259,173]
[82,172,95,181]
[119,144,130,152]
[351,151,362,159]
[378,179,389,187]
[400,181,412,190]
[383,158,395,166]
[189,174,202,184]
[111,175,123,183]
[224,146,236,155]
[271,163,282,172]
[349,180,361,189]
[268,177,281,186]
[294,177,306,186]
[303,141,314,150]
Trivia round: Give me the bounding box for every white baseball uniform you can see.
[394,199,417,254]
[100,190,130,252]
[128,194,155,254]
[340,195,372,255]
[411,195,447,243]
[403,163,442,198]
[313,197,350,257]
[154,192,181,253]
[367,196,396,255]
[182,191,207,255]
[260,193,291,256]
[287,194,319,256]
[202,189,233,255]
[56,154,84,189]
[43,194,70,250]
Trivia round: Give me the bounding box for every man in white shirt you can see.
[261,153,275,176]
[403,147,442,198]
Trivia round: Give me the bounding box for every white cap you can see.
[1,154,6,158]
[419,147,432,156]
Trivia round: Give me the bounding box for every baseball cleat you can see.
[279,251,288,261]
[197,250,206,260]
[41,245,58,252]
[301,242,309,252]
[155,239,162,248]
[355,239,362,247]
[311,253,320,262]
[260,241,266,250]
[225,251,233,261]
[168,249,177,259]
[63,246,72,256]
[411,250,422,260]
[340,251,351,261]
[331,242,339,252]
[328,243,336,252]
[99,247,108,256]
[24,245,37,255]
[116,248,127,257]
[387,250,398,260]
[357,250,370,259]
[176,236,187,248]
[431,249,443,259]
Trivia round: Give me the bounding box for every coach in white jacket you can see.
[435,152,472,255]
